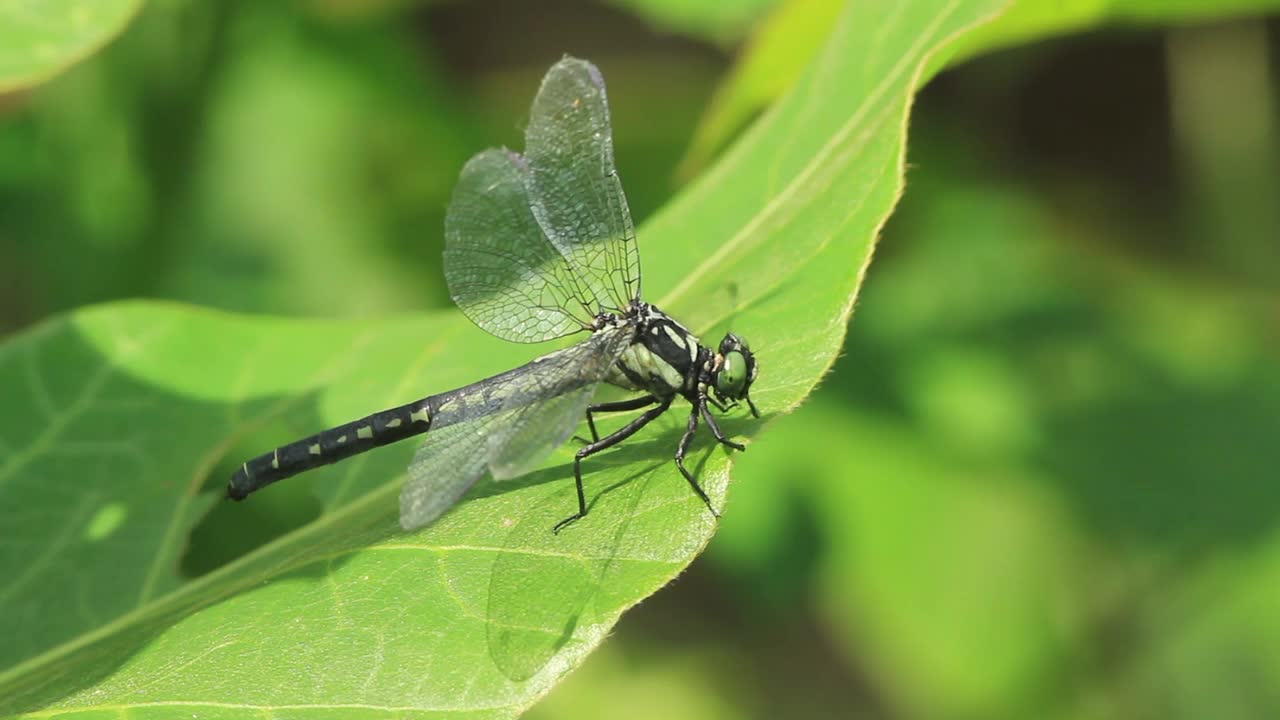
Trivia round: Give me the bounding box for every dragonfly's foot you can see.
[721,439,746,452]
[553,512,585,534]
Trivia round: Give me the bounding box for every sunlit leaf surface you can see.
[0,0,142,92]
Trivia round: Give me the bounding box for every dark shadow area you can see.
[928,29,1180,257]
[181,467,325,577]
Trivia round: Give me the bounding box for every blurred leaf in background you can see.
[0,0,735,333]
[0,0,142,92]
[683,12,1280,720]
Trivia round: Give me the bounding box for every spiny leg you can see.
[581,394,659,443]
[699,401,745,451]
[556,395,674,533]
[674,403,719,519]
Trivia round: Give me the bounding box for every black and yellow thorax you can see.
[605,302,708,399]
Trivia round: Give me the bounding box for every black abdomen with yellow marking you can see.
[228,398,433,500]
[226,346,603,502]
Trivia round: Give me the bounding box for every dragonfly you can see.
[227,57,760,533]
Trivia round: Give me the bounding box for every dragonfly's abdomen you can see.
[227,336,610,503]
[228,399,433,500]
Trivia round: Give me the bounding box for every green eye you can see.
[716,351,748,397]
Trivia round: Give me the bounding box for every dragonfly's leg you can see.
[699,399,745,451]
[580,394,659,443]
[556,395,673,533]
[706,394,747,412]
[674,404,720,519]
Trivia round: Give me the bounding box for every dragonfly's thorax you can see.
[604,302,711,398]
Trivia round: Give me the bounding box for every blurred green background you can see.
[2,0,1278,718]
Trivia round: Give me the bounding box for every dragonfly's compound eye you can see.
[716,350,749,398]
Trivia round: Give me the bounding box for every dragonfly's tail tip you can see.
[225,475,250,502]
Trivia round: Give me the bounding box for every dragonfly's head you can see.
[713,333,760,418]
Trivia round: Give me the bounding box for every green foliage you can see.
[605,0,776,44]
[682,0,1280,175]
[0,0,1007,716]
[946,0,1280,65]
[0,0,141,92]
[2,0,1279,718]
[706,84,1280,720]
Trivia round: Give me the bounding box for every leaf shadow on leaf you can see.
[0,309,749,715]
[0,319,429,708]
[0,319,294,671]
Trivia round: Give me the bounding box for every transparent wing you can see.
[398,420,499,531]
[398,325,632,530]
[487,384,594,481]
[444,148,596,343]
[523,56,640,313]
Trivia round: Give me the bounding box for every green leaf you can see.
[680,0,1280,176]
[0,0,143,93]
[944,0,1280,66]
[604,0,776,44]
[0,0,1009,716]
[676,0,843,179]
